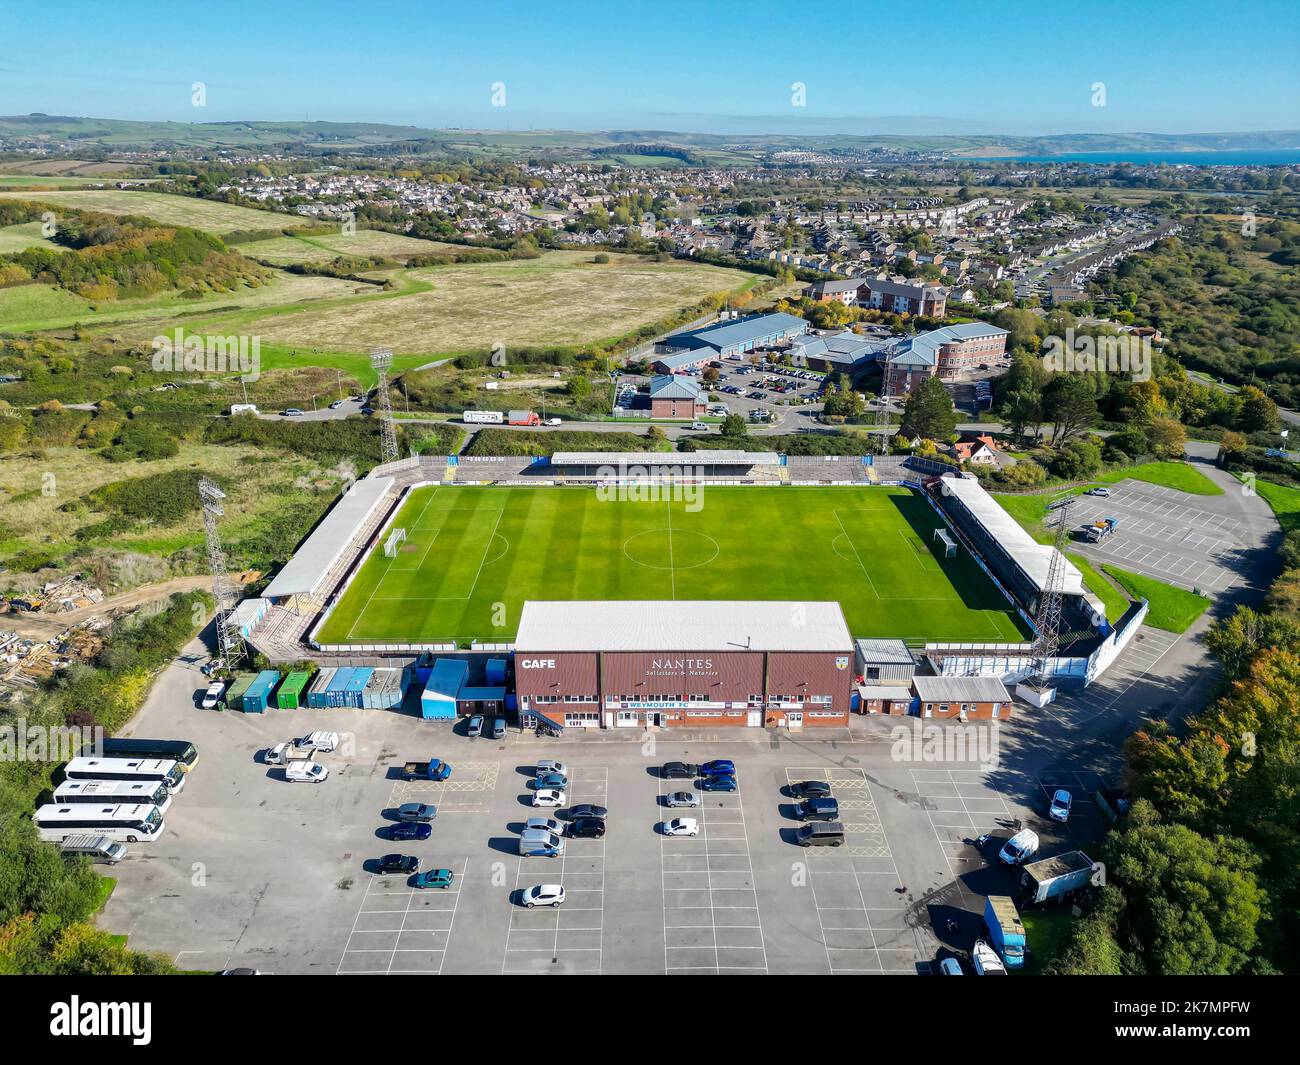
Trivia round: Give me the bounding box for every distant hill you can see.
[2,114,1296,157]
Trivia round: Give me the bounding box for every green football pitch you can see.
[313,485,1031,645]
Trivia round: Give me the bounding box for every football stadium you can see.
[312,483,1031,646]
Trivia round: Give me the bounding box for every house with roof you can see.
[802,278,864,305]
[858,277,947,317]
[647,374,706,419]
[950,433,1002,467]
[785,329,888,372]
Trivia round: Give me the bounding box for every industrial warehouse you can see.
[217,451,1151,732]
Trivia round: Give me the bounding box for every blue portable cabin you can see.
[457,685,506,716]
[242,670,282,714]
[421,659,468,720]
[486,658,508,686]
[306,667,337,709]
[344,667,373,709]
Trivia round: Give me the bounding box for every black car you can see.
[662,761,700,779]
[567,816,606,839]
[566,803,608,820]
[377,854,420,875]
[388,822,432,842]
[790,780,833,800]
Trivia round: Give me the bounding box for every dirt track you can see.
[2,575,216,639]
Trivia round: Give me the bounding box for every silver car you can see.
[665,791,699,808]
[525,817,562,835]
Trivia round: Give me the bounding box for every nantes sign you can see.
[647,658,717,678]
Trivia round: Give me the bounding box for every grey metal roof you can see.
[264,476,394,598]
[855,638,915,665]
[884,321,1009,368]
[516,600,853,653]
[648,374,703,400]
[912,675,1012,702]
[856,684,914,701]
[549,450,780,466]
[664,312,808,352]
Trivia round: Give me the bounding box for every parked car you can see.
[522,884,565,908]
[285,761,328,783]
[413,868,454,890]
[790,780,832,799]
[662,761,700,779]
[532,788,566,808]
[535,772,569,790]
[1086,486,1112,497]
[698,775,737,793]
[397,803,437,823]
[1048,789,1073,823]
[536,759,567,777]
[525,817,562,835]
[662,817,699,837]
[998,828,1040,865]
[568,817,606,839]
[329,399,344,409]
[467,715,484,738]
[492,718,506,739]
[200,682,225,709]
[377,854,419,875]
[700,760,735,777]
[282,408,304,417]
[388,822,431,842]
[266,740,309,766]
[939,957,964,976]
[665,791,699,808]
[797,798,840,823]
[567,803,607,820]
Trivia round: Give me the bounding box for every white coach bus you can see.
[63,756,185,793]
[463,410,505,424]
[53,778,173,816]
[33,803,165,844]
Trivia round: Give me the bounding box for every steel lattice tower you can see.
[198,477,245,666]
[1030,498,1074,690]
[370,348,399,464]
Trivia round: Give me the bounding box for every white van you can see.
[285,761,329,783]
[998,828,1039,865]
[229,404,258,416]
[300,731,340,753]
[519,829,564,857]
[60,834,128,864]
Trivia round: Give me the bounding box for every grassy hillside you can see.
[0,189,305,234]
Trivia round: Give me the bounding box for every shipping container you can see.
[224,673,256,712]
[486,657,508,686]
[276,671,311,710]
[362,667,404,710]
[343,668,372,709]
[325,667,355,709]
[306,667,337,709]
[241,670,282,714]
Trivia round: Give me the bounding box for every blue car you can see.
[428,759,452,781]
[698,774,737,793]
[389,822,432,842]
[700,760,735,777]
[535,772,569,790]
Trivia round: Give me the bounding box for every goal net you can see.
[384,528,407,558]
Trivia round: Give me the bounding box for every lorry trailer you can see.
[1019,850,1098,905]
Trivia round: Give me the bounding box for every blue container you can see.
[486,658,508,686]
[344,668,372,709]
[326,667,354,709]
[242,669,281,714]
[307,667,336,709]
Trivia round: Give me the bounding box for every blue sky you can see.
[3,0,1298,135]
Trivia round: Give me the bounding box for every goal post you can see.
[934,528,957,558]
[384,528,407,558]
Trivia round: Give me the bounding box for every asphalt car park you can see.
[1070,479,1264,593]
[99,674,1160,976]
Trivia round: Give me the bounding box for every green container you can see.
[224,673,256,712]
[276,671,311,709]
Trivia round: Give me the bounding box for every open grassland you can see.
[1251,477,1300,533]
[316,484,1030,645]
[236,229,459,264]
[0,220,62,254]
[0,271,362,334]
[242,251,760,355]
[0,189,305,234]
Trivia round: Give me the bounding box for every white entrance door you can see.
[787,712,803,728]
[747,710,762,727]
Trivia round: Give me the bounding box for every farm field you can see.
[236,228,459,264]
[244,250,760,354]
[0,189,304,234]
[315,484,1031,645]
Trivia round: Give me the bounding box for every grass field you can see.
[246,251,759,354]
[1252,477,1300,533]
[236,229,459,264]
[315,485,1031,645]
[0,220,61,253]
[1101,564,1211,632]
[0,189,306,234]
